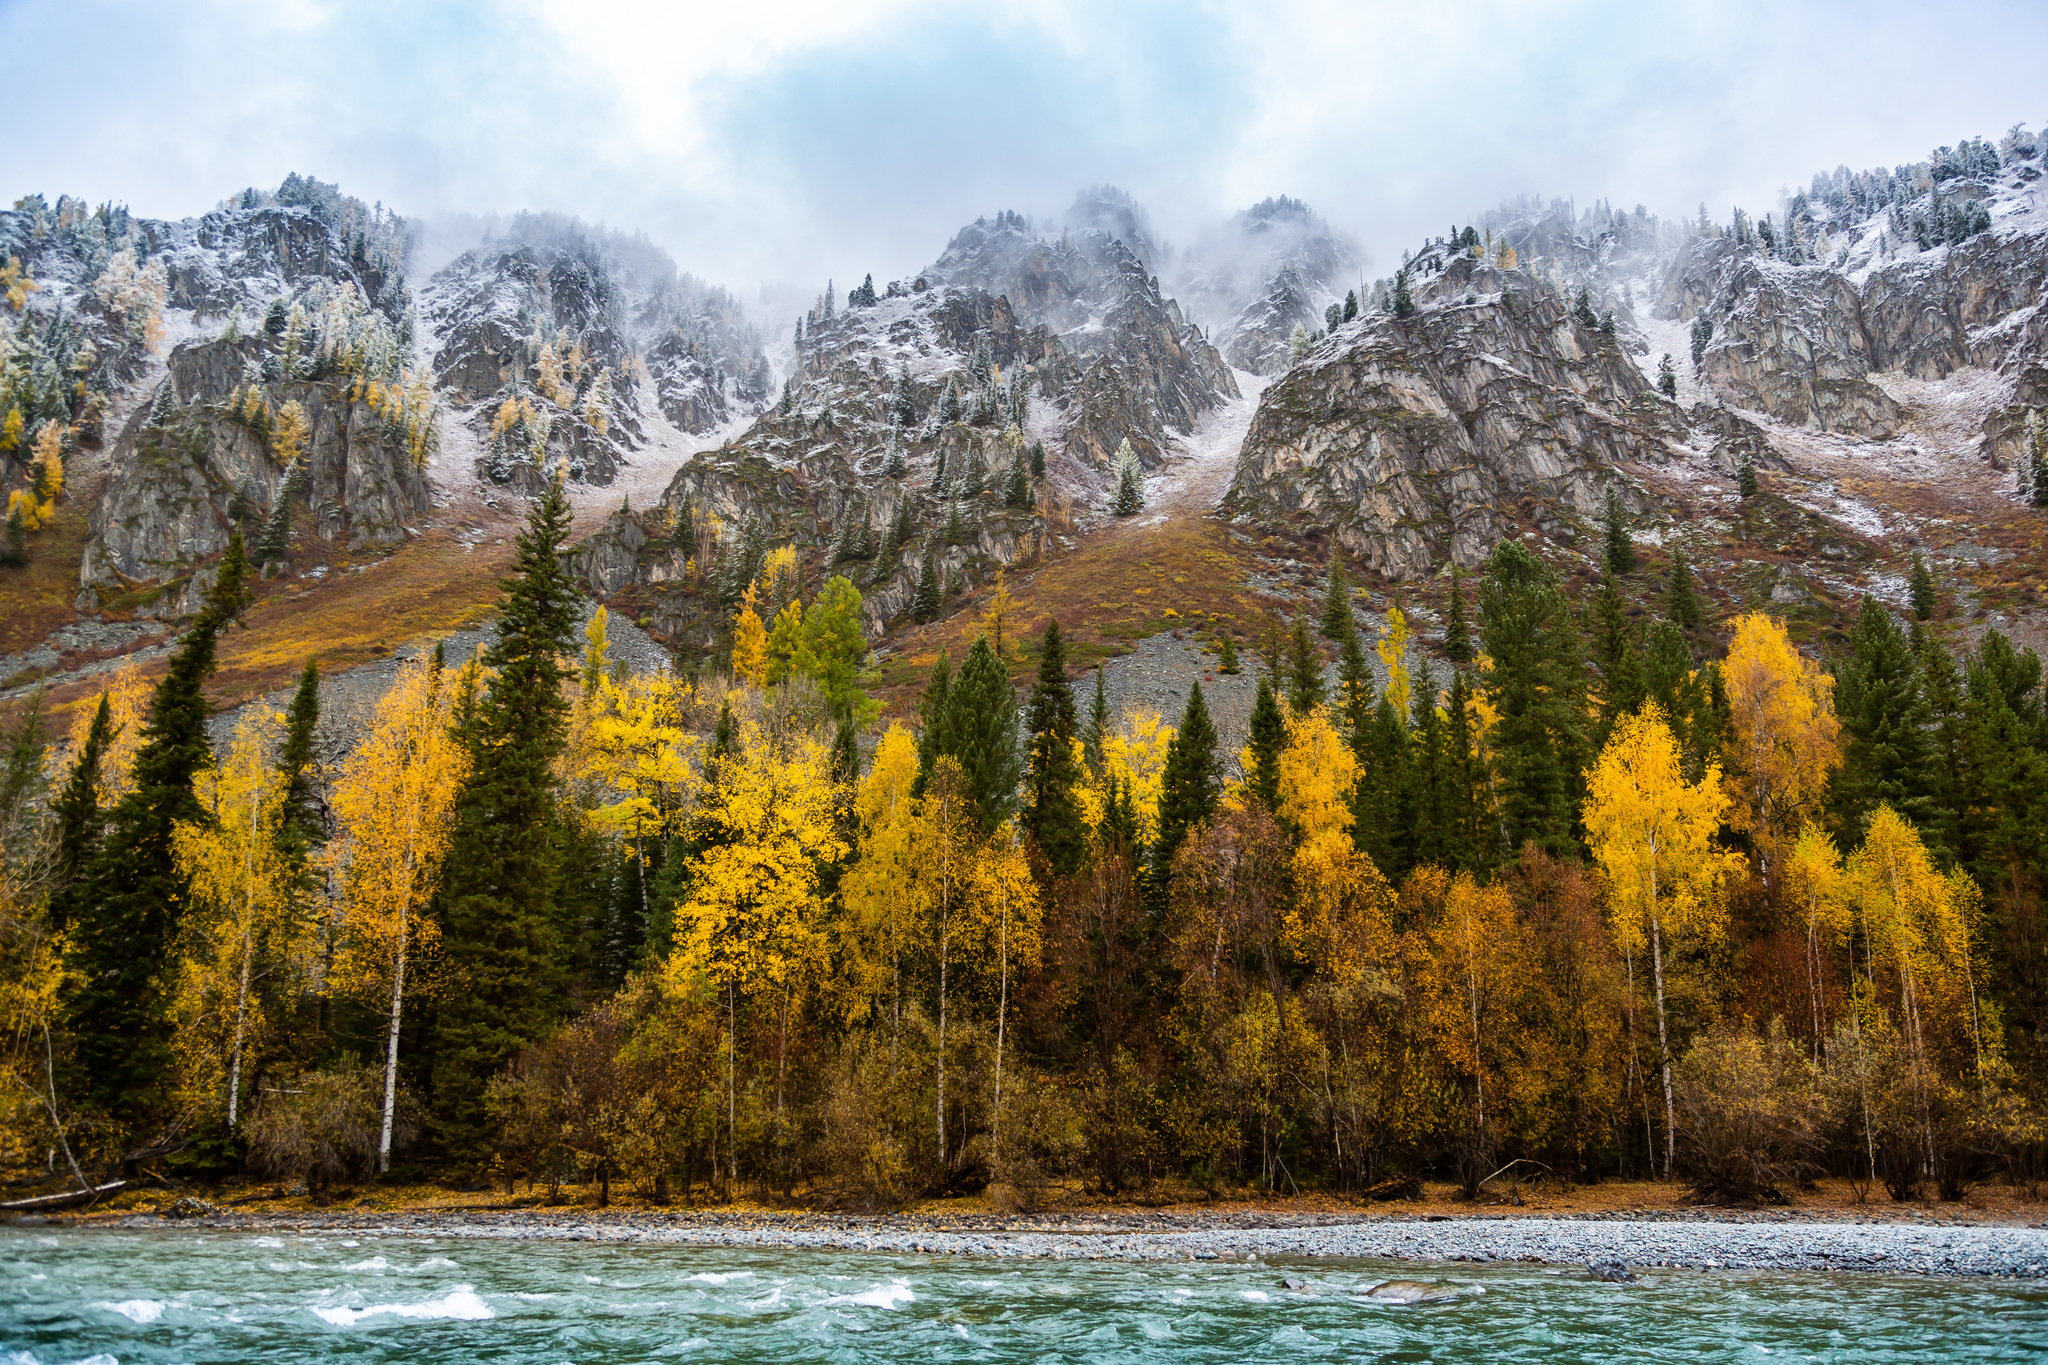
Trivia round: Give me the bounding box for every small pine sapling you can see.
[1657,353,1678,398]
[1029,440,1046,480]
[1602,486,1638,576]
[1666,550,1703,631]
[1392,268,1415,318]
[1909,552,1937,621]
[1738,453,1759,500]
[1217,631,1241,675]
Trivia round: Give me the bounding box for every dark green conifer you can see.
[276,657,322,855]
[1443,567,1472,664]
[1246,674,1287,812]
[1337,628,1375,747]
[1666,549,1703,631]
[62,531,250,1129]
[1153,681,1221,885]
[1833,596,1938,838]
[1029,440,1045,480]
[1909,552,1937,622]
[1085,665,1110,774]
[929,637,1021,833]
[1478,539,1584,858]
[912,544,943,623]
[1320,554,1354,641]
[432,474,580,1162]
[1287,615,1325,714]
[1738,453,1759,500]
[1392,268,1415,317]
[1217,631,1240,675]
[51,694,112,918]
[1024,621,1088,876]
[1601,486,1637,576]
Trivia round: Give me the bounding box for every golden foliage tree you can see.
[1584,704,1740,1176]
[1722,613,1842,870]
[328,653,469,1170]
[731,586,770,688]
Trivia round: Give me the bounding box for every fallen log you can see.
[1,1180,127,1213]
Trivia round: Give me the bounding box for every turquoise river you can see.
[2,1228,2044,1362]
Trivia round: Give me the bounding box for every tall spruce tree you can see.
[432,475,581,1162]
[1601,486,1637,575]
[1833,595,1938,838]
[1084,664,1109,775]
[1337,628,1376,746]
[1443,567,1472,664]
[1666,549,1703,630]
[50,694,112,922]
[62,531,251,1130]
[1478,539,1584,857]
[1245,674,1287,812]
[1287,615,1325,713]
[912,544,942,623]
[1024,621,1088,876]
[1909,552,1937,621]
[1320,555,1355,641]
[1153,681,1222,883]
[930,636,1021,832]
[276,658,322,855]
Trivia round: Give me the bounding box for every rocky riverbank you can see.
[56,1207,2048,1279]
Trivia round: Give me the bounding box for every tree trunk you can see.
[993,872,1010,1169]
[1650,912,1676,1180]
[378,914,409,1174]
[227,918,255,1132]
[726,981,738,1200]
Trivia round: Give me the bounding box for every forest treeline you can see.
[0,482,2041,1210]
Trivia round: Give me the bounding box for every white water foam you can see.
[340,1257,389,1272]
[251,1237,284,1249]
[685,1270,754,1286]
[94,1298,165,1323]
[833,1279,915,1310]
[312,1286,493,1327]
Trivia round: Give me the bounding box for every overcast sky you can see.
[5,0,2043,298]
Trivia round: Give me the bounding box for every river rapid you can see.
[3,1227,2045,1363]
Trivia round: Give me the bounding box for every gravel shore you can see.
[82,1209,2048,1279]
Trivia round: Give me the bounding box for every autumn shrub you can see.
[246,1058,403,1202]
[1672,1022,1828,1205]
[807,1033,923,1210]
[987,1068,1087,1212]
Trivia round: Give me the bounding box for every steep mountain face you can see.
[1172,196,1359,375]
[420,214,770,490]
[582,201,1240,645]
[1227,257,1679,577]
[1229,133,2048,594]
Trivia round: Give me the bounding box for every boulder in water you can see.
[1587,1261,1638,1283]
[1361,1279,1458,1304]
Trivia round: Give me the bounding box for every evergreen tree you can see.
[931,637,1021,832]
[275,657,323,857]
[884,440,907,479]
[1024,620,1088,876]
[1910,551,1938,622]
[2,504,26,568]
[50,694,111,919]
[1287,614,1325,713]
[1690,314,1713,370]
[1443,567,1472,664]
[2034,439,2048,510]
[1665,549,1703,631]
[264,298,287,336]
[1029,440,1046,480]
[1320,554,1354,641]
[61,532,250,1129]
[1085,664,1110,774]
[1343,289,1359,322]
[831,711,861,787]
[1738,453,1759,500]
[1154,681,1221,881]
[1392,268,1415,317]
[1004,452,1030,509]
[1601,485,1637,575]
[1442,669,1496,873]
[1833,596,1937,838]
[1217,631,1241,675]
[1336,627,1376,748]
[943,501,966,546]
[432,475,581,1162]
[1657,353,1678,398]
[1598,309,1616,337]
[1478,540,1584,857]
[913,653,953,792]
[1245,673,1287,811]
[1594,570,1628,672]
[1574,287,1597,329]
[1112,439,1144,516]
[912,544,942,623]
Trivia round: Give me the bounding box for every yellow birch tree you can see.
[328,654,469,1171]
[1584,704,1740,1177]
[1722,613,1842,870]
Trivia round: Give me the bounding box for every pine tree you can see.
[1085,664,1109,774]
[1595,571,1628,672]
[1024,620,1088,876]
[1909,551,1937,622]
[1690,314,1713,370]
[884,440,907,479]
[1833,595,1937,838]
[1574,287,1597,329]
[432,473,580,1162]
[1738,453,1759,500]
[1029,440,1046,480]
[1111,438,1144,516]
[912,544,942,624]
[1287,614,1325,713]
[1343,289,1359,322]
[1657,353,1678,398]
[265,298,287,336]
[931,443,948,492]
[1336,627,1375,746]
[275,657,322,857]
[1392,268,1415,317]
[1320,554,1354,641]
[1443,567,1472,664]
[1245,673,1287,811]
[1217,631,1241,675]
[50,694,111,919]
[1478,539,1584,857]
[61,531,250,1129]
[2,504,26,568]
[1666,549,1703,631]
[931,636,1021,833]
[1602,485,1637,575]
[944,501,966,546]
[1004,452,1029,509]
[1154,681,1221,880]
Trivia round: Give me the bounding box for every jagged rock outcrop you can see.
[1226,279,1675,579]
[79,336,429,615]
[1172,197,1358,375]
